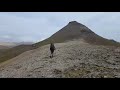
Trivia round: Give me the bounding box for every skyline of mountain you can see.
[0,12,120,42]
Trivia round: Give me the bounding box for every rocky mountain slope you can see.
[0,40,120,78]
[0,21,120,78]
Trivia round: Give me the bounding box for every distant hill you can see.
[35,21,120,47]
[0,45,10,49]
[0,42,17,45]
[0,45,35,63]
[0,42,34,49]
[0,42,34,63]
[15,42,34,46]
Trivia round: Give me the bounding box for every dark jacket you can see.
[50,43,55,51]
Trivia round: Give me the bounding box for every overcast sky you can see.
[0,12,120,43]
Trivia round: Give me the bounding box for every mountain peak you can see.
[35,21,120,47]
[68,21,82,25]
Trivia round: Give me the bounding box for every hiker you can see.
[50,43,56,58]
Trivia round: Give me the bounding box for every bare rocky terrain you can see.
[0,21,119,66]
[0,21,120,78]
[0,39,120,78]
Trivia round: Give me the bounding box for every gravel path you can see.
[0,39,120,78]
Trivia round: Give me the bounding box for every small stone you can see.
[104,76,108,78]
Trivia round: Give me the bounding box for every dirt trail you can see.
[0,40,120,78]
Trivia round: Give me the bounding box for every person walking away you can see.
[50,43,56,58]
